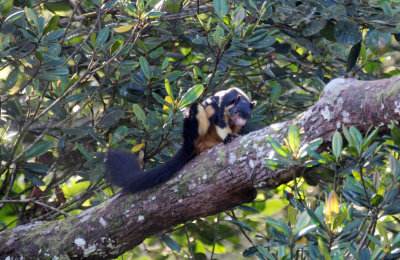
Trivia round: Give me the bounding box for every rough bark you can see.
[1,77,400,259]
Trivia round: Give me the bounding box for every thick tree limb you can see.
[1,77,400,258]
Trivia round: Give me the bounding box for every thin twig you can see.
[184,224,195,259]
[0,199,72,217]
[210,213,221,260]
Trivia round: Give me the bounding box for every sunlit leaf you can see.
[114,24,135,33]
[178,84,204,108]
[164,78,174,101]
[131,143,145,152]
[332,131,343,161]
[288,125,300,155]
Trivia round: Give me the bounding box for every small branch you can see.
[0,199,72,217]
[227,211,267,260]
[210,213,221,260]
[184,224,195,259]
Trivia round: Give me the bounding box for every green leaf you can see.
[371,194,383,206]
[132,104,148,129]
[233,7,245,26]
[367,234,382,247]
[139,56,151,80]
[332,131,343,161]
[111,126,128,145]
[76,143,91,160]
[88,128,107,147]
[350,126,363,148]
[90,32,96,48]
[297,224,317,238]
[247,29,269,43]
[267,217,290,236]
[305,206,327,232]
[303,18,327,37]
[264,158,291,170]
[318,236,331,260]
[178,84,204,108]
[161,235,181,252]
[25,7,39,32]
[213,0,228,19]
[365,28,391,54]
[43,15,60,34]
[333,211,348,230]
[346,42,361,72]
[25,163,49,175]
[270,84,281,103]
[256,245,275,260]
[302,138,323,156]
[5,10,24,22]
[164,79,174,101]
[227,59,252,67]
[288,205,297,226]
[35,51,43,62]
[5,68,19,90]
[294,211,311,235]
[98,109,124,128]
[392,230,400,246]
[152,92,173,109]
[58,134,67,149]
[95,26,110,49]
[361,127,379,151]
[342,125,355,149]
[1,0,13,17]
[23,171,45,186]
[26,141,52,159]
[161,57,169,70]
[359,247,370,260]
[64,93,88,102]
[390,123,400,146]
[43,29,65,41]
[227,220,253,231]
[243,246,257,257]
[288,125,300,155]
[238,205,260,213]
[334,20,362,45]
[145,11,164,18]
[266,136,290,157]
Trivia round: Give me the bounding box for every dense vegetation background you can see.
[1,0,400,259]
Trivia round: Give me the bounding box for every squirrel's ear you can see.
[250,101,257,109]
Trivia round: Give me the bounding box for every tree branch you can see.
[1,77,400,258]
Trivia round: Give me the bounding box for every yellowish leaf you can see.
[163,96,173,112]
[131,143,145,152]
[114,24,134,33]
[352,170,361,182]
[296,236,308,247]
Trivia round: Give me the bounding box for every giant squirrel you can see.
[105,87,256,193]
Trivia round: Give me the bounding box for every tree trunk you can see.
[1,77,400,259]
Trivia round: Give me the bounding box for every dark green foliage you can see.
[263,125,400,259]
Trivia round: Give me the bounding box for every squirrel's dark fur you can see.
[105,88,255,193]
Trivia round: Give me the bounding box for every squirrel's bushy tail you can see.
[105,148,195,193]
